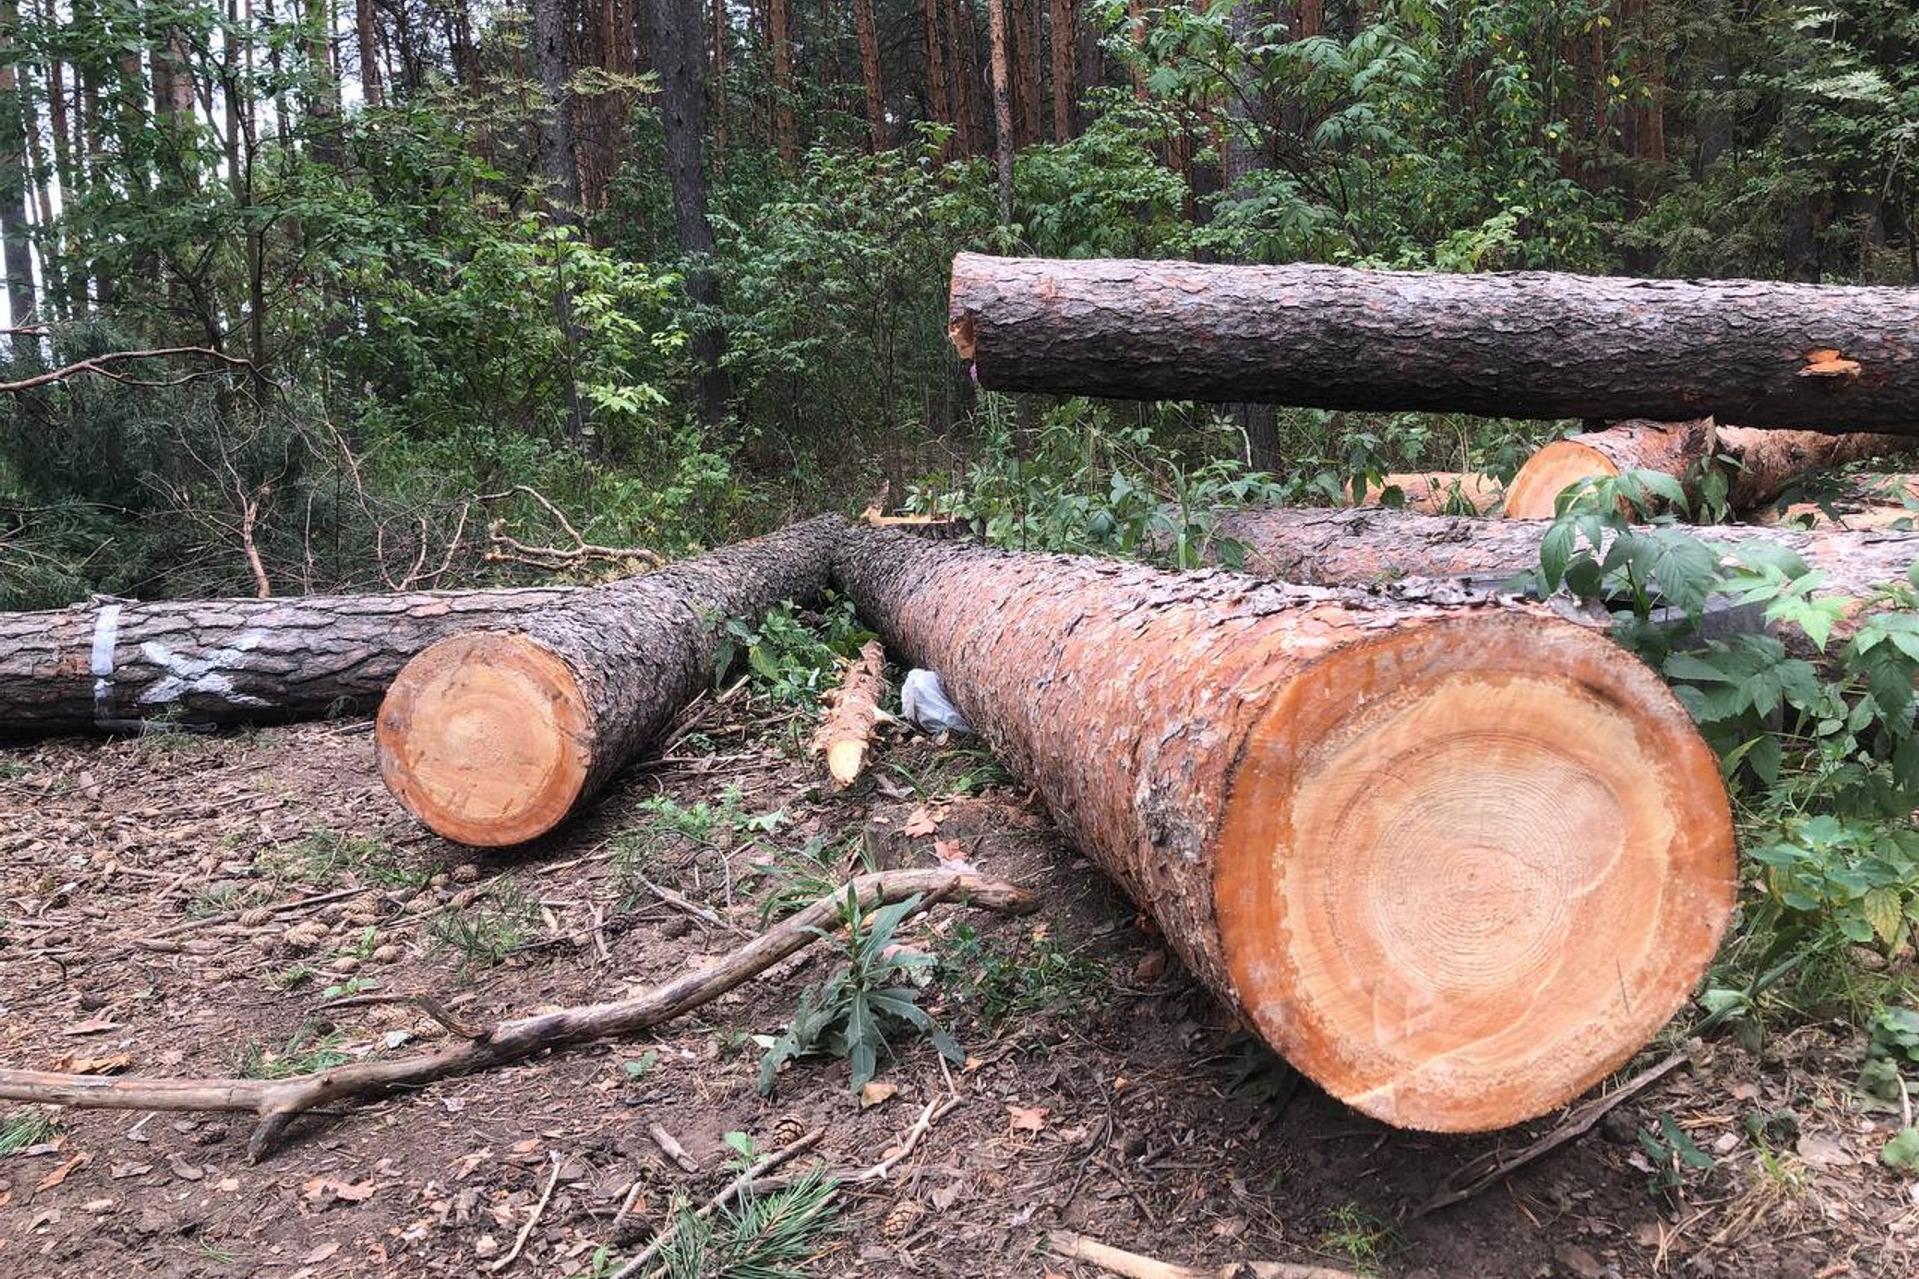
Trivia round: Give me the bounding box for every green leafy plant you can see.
[938,925,1104,1029]
[237,1024,351,1080]
[1638,1112,1716,1196]
[429,881,539,968]
[654,1166,840,1279]
[0,1109,59,1154]
[758,890,960,1095]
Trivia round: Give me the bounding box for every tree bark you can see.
[1351,471,1503,516]
[652,0,731,423]
[1501,419,1918,519]
[768,0,797,165]
[947,254,1919,431]
[854,0,886,150]
[354,0,384,105]
[985,0,1014,222]
[946,0,982,158]
[0,587,589,735]
[922,0,950,142]
[833,526,1734,1132]
[533,0,589,451]
[0,0,38,328]
[1210,504,1919,615]
[1048,0,1073,141]
[378,517,840,847]
[1010,0,1040,145]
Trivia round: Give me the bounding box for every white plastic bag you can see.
[900,669,973,735]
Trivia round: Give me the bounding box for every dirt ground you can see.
[3,698,1918,1279]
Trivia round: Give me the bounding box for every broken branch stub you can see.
[834,527,1736,1132]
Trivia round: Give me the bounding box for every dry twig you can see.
[1048,1230,1357,1279]
[491,1151,564,1273]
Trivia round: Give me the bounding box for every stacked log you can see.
[376,517,841,846]
[1350,471,1502,516]
[0,587,579,733]
[949,253,1919,429]
[835,526,1734,1132]
[1501,419,1916,519]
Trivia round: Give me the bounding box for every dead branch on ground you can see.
[1048,1230,1358,1279]
[0,870,1034,1163]
[481,484,665,573]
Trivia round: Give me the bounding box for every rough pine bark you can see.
[769,0,797,165]
[0,0,37,327]
[985,0,1014,222]
[1501,419,1918,519]
[0,587,583,734]
[652,0,731,423]
[1048,0,1073,141]
[923,0,951,138]
[354,0,384,104]
[378,518,841,847]
[834,527,1733,1131]
[854,0,886,150]
[1010,0,1040,145]
[946,0,983,157]
[948,254,1919,430]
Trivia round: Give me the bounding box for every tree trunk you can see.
[1010,0,1039,145]
[1210,504,1919,616]
[354,0,384,105]
[854,0,885,150]
[652,0,731,424]
[1757,474,1919,532]
[923,0,950,143]
[947,254,1919,430]
[1501,420,1918,519]
[0,587,592,734]
[1351,472,1503,516]
[378,517,840,847]
[833,527,1733,1132]
[768,0,797,165]
[0,0,38,328]
[946,0,982,158]
[533,0,589,451]
[985,0,1013,222]
[710,0,728,167]
[1048,0,1073,141]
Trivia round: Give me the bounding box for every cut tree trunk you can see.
[1501,419,1918,518]
[0,587,581,734]
[834,527,1734,1131]
[813,638,888,788]
[947,254,1919,430]
[1351,472,1502,516]
[1757,474,1919,531]
[378,517,840,847]
[1208,504,1919,614]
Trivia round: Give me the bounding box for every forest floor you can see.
[2,694,1917,1279]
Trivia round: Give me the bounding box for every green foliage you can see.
[1638,1112,1716,1196]
[0,1109,59,1155]
[758,889,961,1095]
[237,1024,351,1080]
[716,598,875,708]
[938,925,1105,1029]
[429,881,540,968]
[262,829,418,889]
[653,1167,841,1279]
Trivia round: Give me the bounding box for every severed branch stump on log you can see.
[835,526,1735,1132]
[0,870,1034,1162]
[812,638,889,788]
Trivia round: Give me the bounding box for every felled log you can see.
[948,253,1919,429]
[1211,504,1919,611]
[0,586,580,734]
[1501,419,1917,518]
[377,516,840,846]
[1757,473,1919,531]
[1350,471,1502,516]
[812,638,888,788]
[834,527,1734,1131]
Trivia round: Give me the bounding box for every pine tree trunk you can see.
[1501,420,1918,519]
[948,253,1919,431]
[1010,0,1040,145]
[769,0,797,165]
[985,0,1014,222]
[1048,0,1073,141]
[0,587,592,734]
[378,518,840,847]
[947,0,983,157]
[710,0,728,167]
[923,0,951,142]
[0,0,38,327]
[355,0,384,104]
[652,0,731,423]
[833,525,1733,1132]
[854,0,886,150]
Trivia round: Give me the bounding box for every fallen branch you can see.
[1047,1230,1358,1279]
[481,484,665,572]
[0,870,1035,1162]
[812,638,890,789]
[492,1151,564,1273]
[609,1126,827,1279]
[0,345,255,395]
[853,1093,961,1182]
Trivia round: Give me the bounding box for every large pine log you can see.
[1759,474,1919,531]
[1351,471,1502,516]
[0,587,580,733]
[1502,419,1917,518]
[377,517,840,847]
[947,253,1919,429]
[1211,504,1919,611]
[835,528,1734,1131]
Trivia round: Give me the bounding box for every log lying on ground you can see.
[1501,419,1918,518]
[835,528,1735,1131]
[813,638,889,788]
[948,253,1919,429]
[1757,473,1919,531]
[1211,504,1919,608]
[0,586,582,734]
[1350,471,1502,516]
[378,517,841,846]
[0,870,1034,1162]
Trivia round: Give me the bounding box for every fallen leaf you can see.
[301,1242,341,1265]
[215,1176,241,1193]
[1795,1132,1853,1168]
[510,1138,541,1154]
[302,1175,377,1207]
[860,1081,899,1109]
[902,806,942,838]
[59,1018,119,1037]
[1007,1105,1049,1134]
[453,1150,491,1181]
[166,1154,204,1182]
[1133,949,1169,984]
[35,1153,89,1191]
[108,1161,152,1181]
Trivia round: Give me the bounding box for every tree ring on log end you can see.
[1501,439,1621,519]
[1214,612,1734,1132]
[377,632,592,847]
